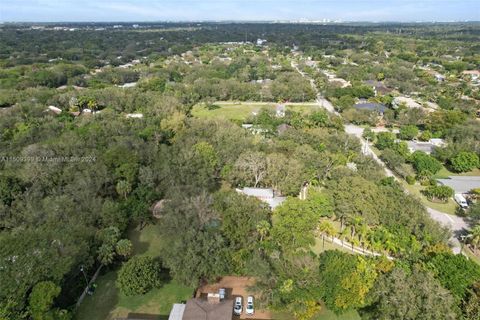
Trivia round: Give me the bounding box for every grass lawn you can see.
[191,101,317,121]
[75,224,194,320]
[401,180,458,215]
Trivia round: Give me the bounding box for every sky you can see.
[0,0,479,22]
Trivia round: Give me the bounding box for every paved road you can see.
[291,58,469,254]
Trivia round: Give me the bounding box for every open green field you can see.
[75,224,194,320]
[191,101,318,121]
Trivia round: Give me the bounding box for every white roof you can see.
[168,304,186,320]
[237,188,286,209]
[126,113,143,118]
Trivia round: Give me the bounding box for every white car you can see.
[234,296,242,315]
[246,296,254,315]
[454,194,469,209]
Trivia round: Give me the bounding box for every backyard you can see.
[191,101,318,121]
[75,224,194,320]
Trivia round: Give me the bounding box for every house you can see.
[236,187,286,209]
[437,176,480,195]
[392,96,422,109]
[353,103,387,114]
[329,78,351,88]
[462,70,480,81]
[363,80,392,96]
[126,113,143,118]
[434,73,446,82]
[45,105,62,115]
[407,139,444,154]
[182,297,233,320]
[168,304,186,320]
[256,39,267,46]
[276,104,286,118]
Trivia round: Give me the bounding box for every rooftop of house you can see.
[168,304,186,320]
[393,96,422,109]
[437,176,480,194]
[237,188,286,209]
[182,298,234,320]
[407,141,435,154]
[354,102,387,113]
[363,80,393,92]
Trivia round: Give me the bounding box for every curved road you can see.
[292,58,469,254]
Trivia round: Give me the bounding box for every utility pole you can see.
[80,265,89,289]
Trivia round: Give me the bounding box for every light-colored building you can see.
[236,187,286,209]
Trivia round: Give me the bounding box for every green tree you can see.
[469,225,480,251]
[363,267,457,320]
[115,239,133,258]
[426,253,480,299]
[317,220,336,249]
[419,130,432,141]
[318,251,377,313]
[272,197,323,251]
[116,180,132,200]
[117,256,163,296]
[450,151,480,173]
[411,151,442,175]
[29,281,69,320]
[375,132,396,150]
[398,125,418,140]
[422,185,454,202]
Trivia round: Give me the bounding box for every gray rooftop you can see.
[407,141,435,154]
[168,304,186,320]
[354,103,387,113]
[437,176,480,194]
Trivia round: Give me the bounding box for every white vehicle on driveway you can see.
[246,296,254,315]
[455,194,469,208]
[234,296,242,315]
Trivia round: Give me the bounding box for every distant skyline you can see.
[1,0,479,23]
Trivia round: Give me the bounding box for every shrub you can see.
[375,132,396,150]
[406,175,416,185]
[411,151,442,175]
[398,125,419,140]
[422,185,454,202]
[117,256,164,296]
[450,152,480,173]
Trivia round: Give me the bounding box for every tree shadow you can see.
[128,227,150,255]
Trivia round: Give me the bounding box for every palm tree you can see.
[339,228,350,247]
[318,220,336,249]
[358,223,370,253]
[256,220,271,242]
[116,180,131,200]
[469,225,480,251]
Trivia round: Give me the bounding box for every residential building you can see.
[236,187,286,209]
[354,102,387,114]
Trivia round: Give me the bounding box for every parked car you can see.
[246,296,254,315]
[455,194,469,208]
[234,296,242,315]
